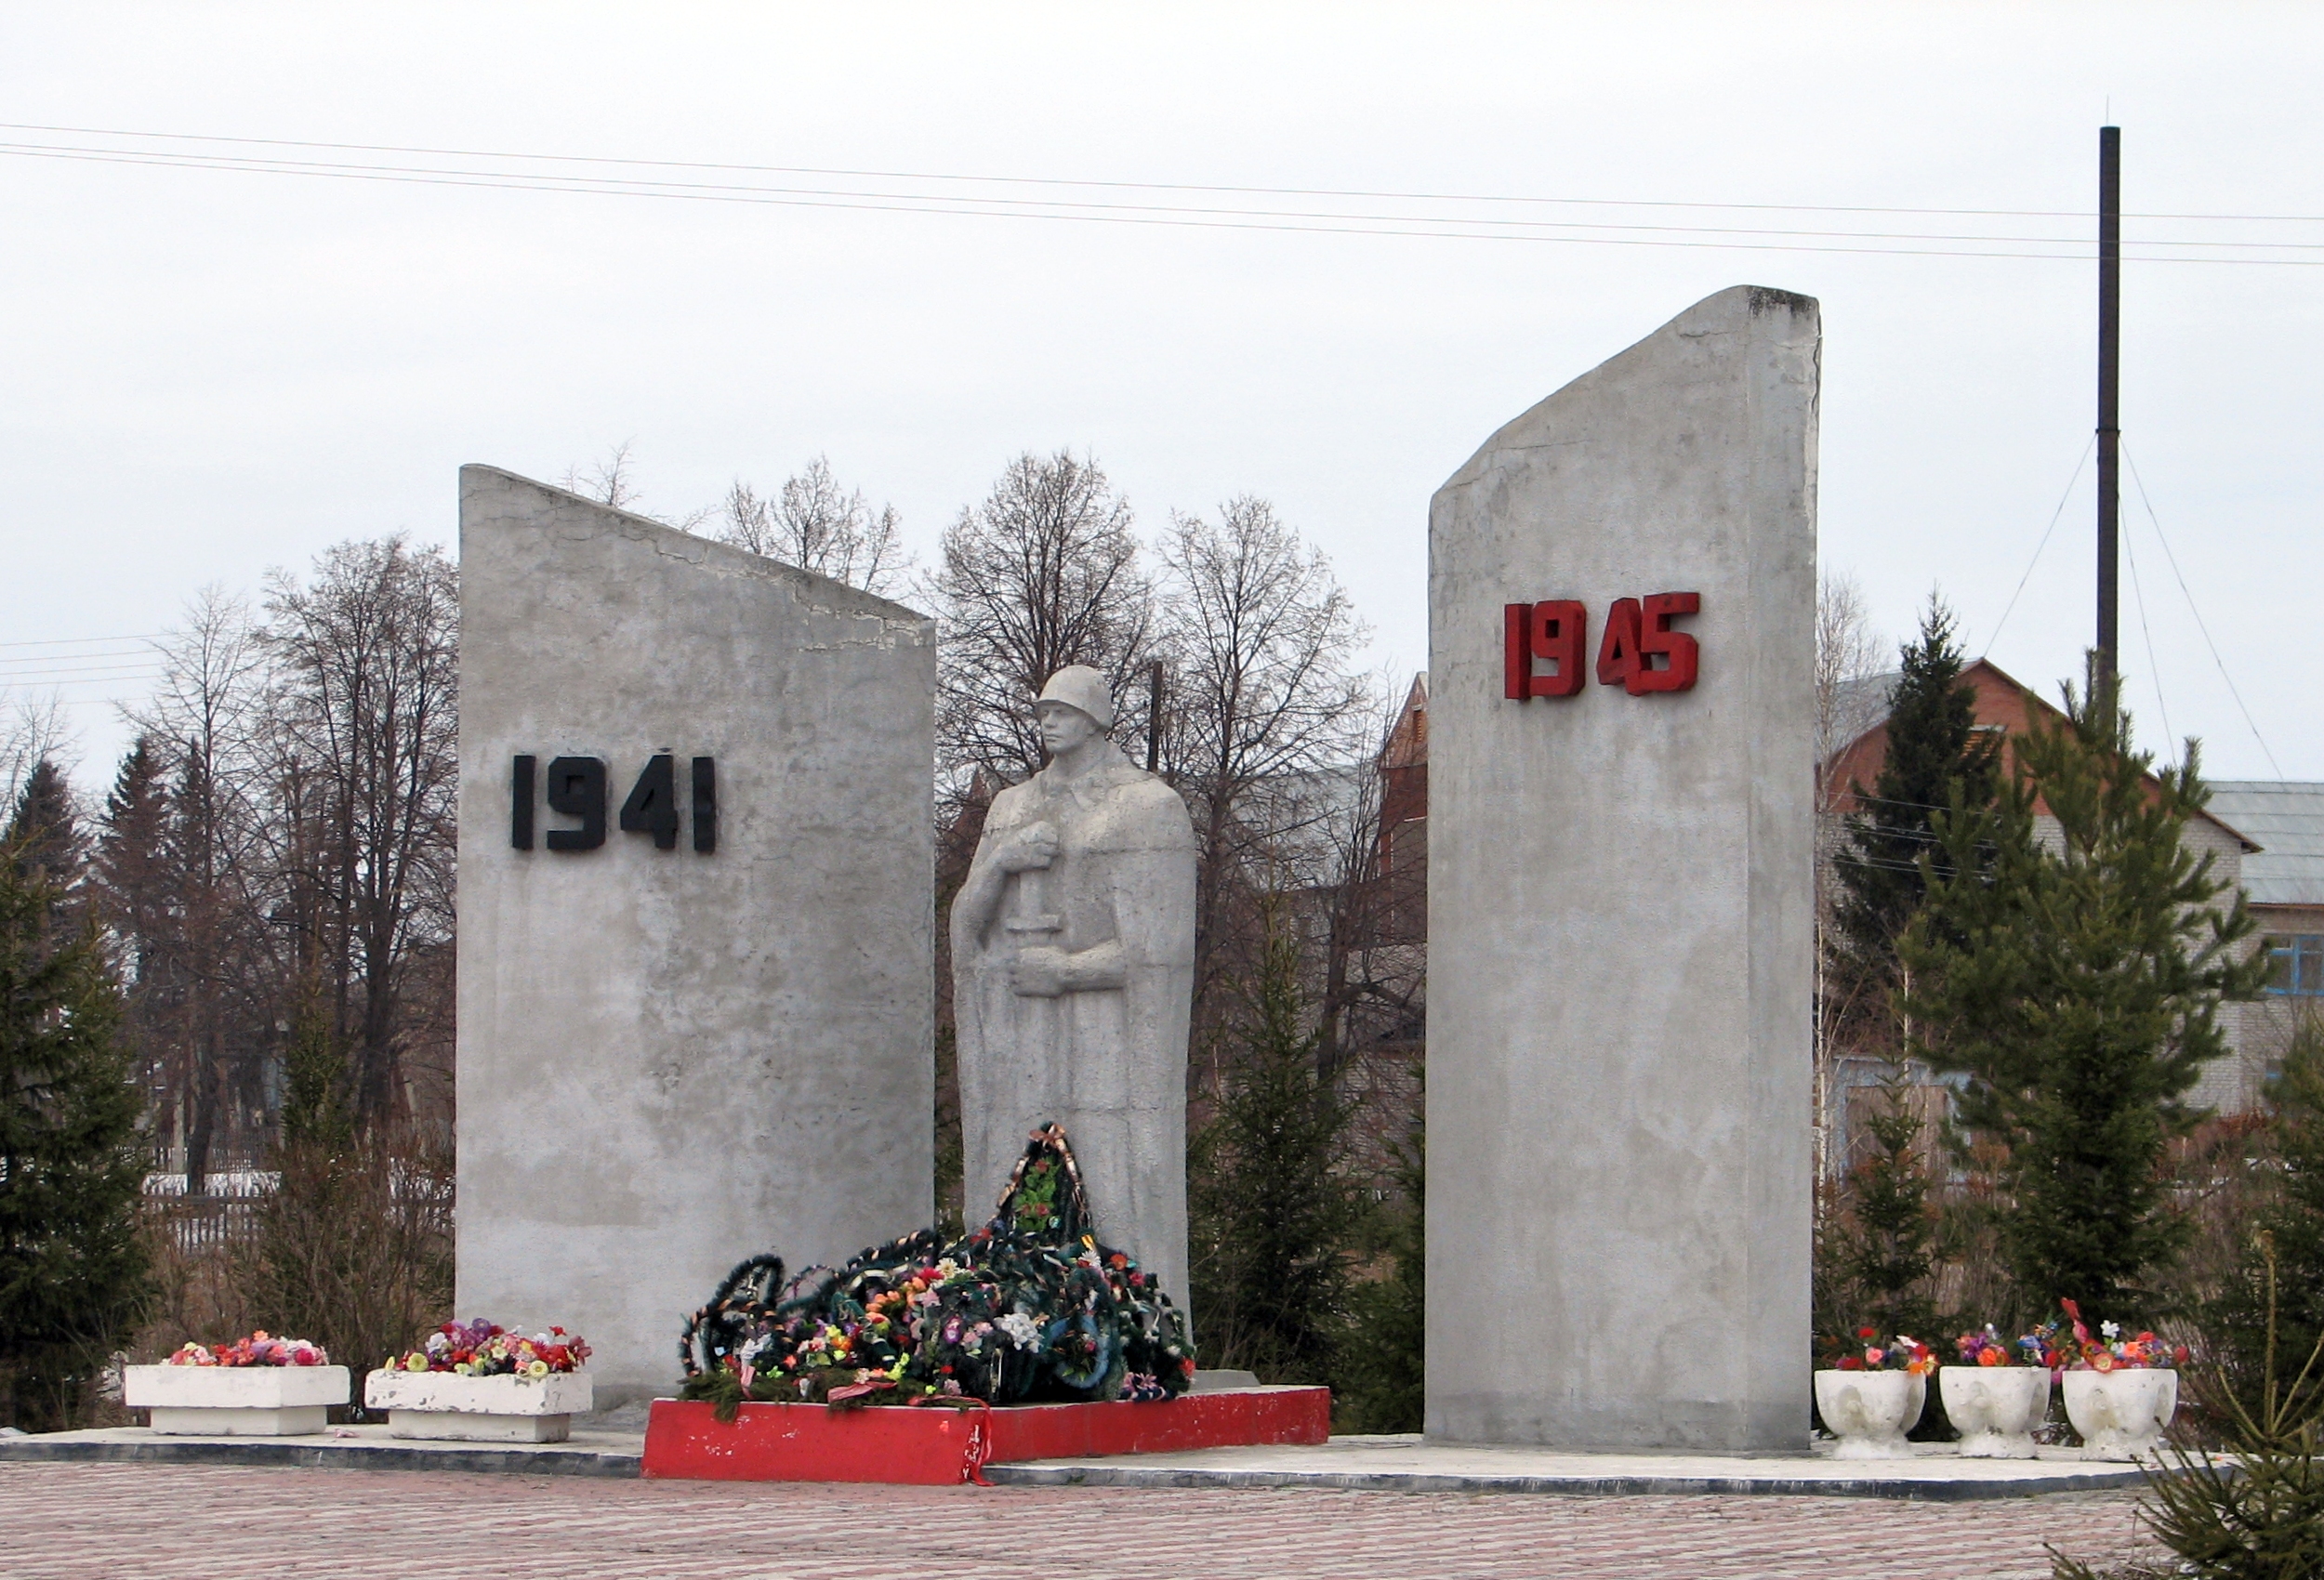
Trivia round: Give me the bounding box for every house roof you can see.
[1827,656,2259,854]
[2207,783,2324,907]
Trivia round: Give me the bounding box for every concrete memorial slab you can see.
[1426,286,1819,1450]
[456,467,937,1408]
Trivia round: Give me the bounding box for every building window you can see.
[2265,935,2324,996]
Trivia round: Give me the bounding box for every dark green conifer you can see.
[1188,907,1362,1386]
[1829,598,1999,1039]
[1903,668,2265,1321]
[0,825,152,1429]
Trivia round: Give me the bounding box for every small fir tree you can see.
[2206,1013,2324,1421]
[1336,1090,1424,1432]
[2054,1235,2324,1580]
[1903,666,2265,1321]
[1829,1070,1944,1339]
[1828,598,2000,1047]
[0,836,152,1430]
[1188,907,1363,1387]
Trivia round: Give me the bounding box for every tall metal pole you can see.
[1145,658,1165,773]
[2096,125,2121,686]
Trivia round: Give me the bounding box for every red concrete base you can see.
[640,1386,1331,1485]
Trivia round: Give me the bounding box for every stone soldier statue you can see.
[950,665,1197,1309]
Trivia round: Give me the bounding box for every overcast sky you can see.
[6,4,2319,791]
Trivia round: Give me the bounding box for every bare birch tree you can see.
[927,451,1154,792]
[720,455,909,596]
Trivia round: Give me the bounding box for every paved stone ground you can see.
[0,1462,2159,1579]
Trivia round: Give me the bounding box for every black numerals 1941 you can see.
[511,754,716,855]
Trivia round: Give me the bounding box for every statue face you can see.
[1036,701,1101,755]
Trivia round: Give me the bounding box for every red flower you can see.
[1837,1356,1864,1371]
[1856,1326,1877,1340]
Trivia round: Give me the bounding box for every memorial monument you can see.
[949,665,1198,1310]
[1426,286,1818,1449]
[456,466,937,1408]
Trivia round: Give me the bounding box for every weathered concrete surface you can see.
[1425,287,1818,1450]
[456,467,935,1408]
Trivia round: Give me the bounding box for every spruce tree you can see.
[1901,668,2265,1322]
[1829,598,1999,1043]
[1188,909,1362,1386]
[0,832,152,1429]
[7,760,85,910]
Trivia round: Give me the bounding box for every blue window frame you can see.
[2265,935,2324,996]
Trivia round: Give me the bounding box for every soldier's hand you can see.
[1009,946,1068,997]
[997,821,1059,874]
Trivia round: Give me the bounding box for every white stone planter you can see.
[123,1364,349,1436]
[1814,1369,1925,1457]
[1938,1365,2051,1458]
[2061,1367,2177,1460]
[363,1368,593,1442]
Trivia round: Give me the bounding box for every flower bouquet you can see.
[2056,1298,2183,1459]
[1815,1327,1934,1458]
[392,1320,591,1378]
[1940,1324,2058,1457]
[127,1332,348,1435]
[364,1320,595,1443]
[165,1331,330,1367]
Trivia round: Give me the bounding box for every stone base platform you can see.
[987,1434,2153,1501]
[0,1424,2152,1500]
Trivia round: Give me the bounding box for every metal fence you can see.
[143,1172,272,1253]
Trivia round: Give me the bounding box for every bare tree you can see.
[261,537,458,1126]
[560,441,710,532]
[927,451,1154,791]
[1812,570,1887,1189]
[559,442,642,510]
[122,589,272,1190]
[0,697,77,811]
[719,456,909,597]
[1155,497,1373,1023]
[1816,571,1886,783]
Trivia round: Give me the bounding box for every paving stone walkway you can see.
[1,1461,2159,1579]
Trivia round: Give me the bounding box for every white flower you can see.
[2101,1322,2120,1341]
[997,1312,1043,1351]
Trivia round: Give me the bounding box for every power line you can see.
[9,122,2324,226]
[2121,505,2175,759]
[7,138,2324,265]
[2120,441,2281,778]
[0,631,163,649]
[1984,437,2096,656]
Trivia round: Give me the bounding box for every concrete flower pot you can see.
[1814,1369,1925,1457]
[124,1364,350,1436]
[1938,1365,2051,1457]
[363,1368,593,1442]
[2061,1368,2176,1460]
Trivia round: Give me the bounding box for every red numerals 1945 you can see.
[1504,593,1699,700]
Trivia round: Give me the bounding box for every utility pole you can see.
[1144,658,1165,773]
[2096,124,2121,685]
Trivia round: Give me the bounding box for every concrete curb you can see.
[983,1462,2151,1500]
[0,1434,640,1478]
